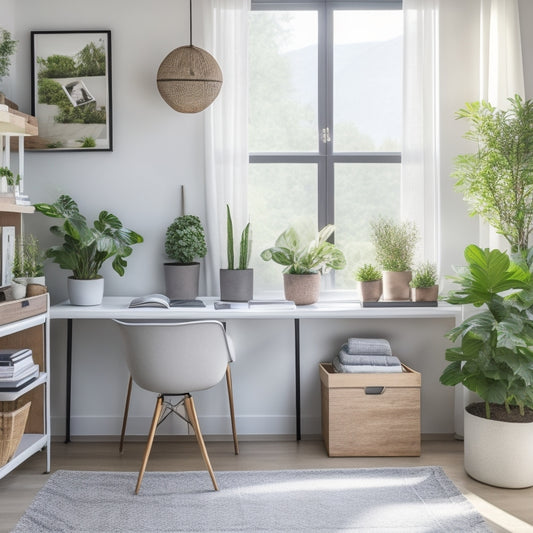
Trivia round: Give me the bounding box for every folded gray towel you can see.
[338,344,401,367]
[347,337,392,355]
[332,355,403,373]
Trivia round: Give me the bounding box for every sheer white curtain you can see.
[201,0,250,296]
[478,0,524,250]
[402,0,440,264]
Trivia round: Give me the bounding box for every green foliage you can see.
[12,235,45,278]
[440,244,533,419]
[37,78,71,106]
[261,224,346,275]
[75,41,106,76]
[0,166,20,186]
[0,28,17,82]
[55,102,106,125]
[370,217,419,271]
[34,194,143,279]
[410,261,438,288]
[454,95,533,252]
[37,55,77,78]
[77,136,96,148]
[226,205,251,270]
[354,263,382,282]
[165,215,207,264]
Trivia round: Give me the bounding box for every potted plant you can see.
[34,194,143,306]
[260,224,346,305]
[0,166,20,198]
[453,94,533,253]
[354,263,382,302]
[164,214,207,300]
[220,205,252,302]
[410,261,438,302]
[440,244,533,488]
[370,217,419,300]
[11,234,46,298]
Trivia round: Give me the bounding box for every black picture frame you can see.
[30,30,112,151]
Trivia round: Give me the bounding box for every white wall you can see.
[3,0,532,439]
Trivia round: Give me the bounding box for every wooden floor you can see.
[1,438,533,532]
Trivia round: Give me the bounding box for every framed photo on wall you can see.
[30,30,112,151]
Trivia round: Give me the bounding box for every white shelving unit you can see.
[0,295,50,478]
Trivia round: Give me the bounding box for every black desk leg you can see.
[65,319,73,443]
[295,318,301,441]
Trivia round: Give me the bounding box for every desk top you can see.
[50,296,462,321]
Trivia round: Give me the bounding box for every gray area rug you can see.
[13,467,490,532]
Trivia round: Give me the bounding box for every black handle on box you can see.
[21,300,29,308]
[365,386,385,395]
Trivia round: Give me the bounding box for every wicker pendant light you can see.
[157,0,223,113]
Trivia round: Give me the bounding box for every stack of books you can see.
[0,348,40,390]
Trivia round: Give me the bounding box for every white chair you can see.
[114,319,238,493]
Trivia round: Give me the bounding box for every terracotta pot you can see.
[358,280,382,302]
[382,271,412,300]
[220,269,254,302]
[164,262,200,300]
[283,273,320,305]
[411,285,438,302]
[464,407,533,488]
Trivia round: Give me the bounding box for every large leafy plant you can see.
[165,214,207,264]
[34,194,143,279]
[440,244,533,419]
[260,224,346,275]
[454,95,533,252]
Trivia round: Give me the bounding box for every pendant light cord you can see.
[189,0,193,47]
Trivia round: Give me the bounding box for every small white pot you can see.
[67,277,104,306]
[10,281,27,299]
[464,408,533,488]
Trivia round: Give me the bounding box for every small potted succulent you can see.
[261,223,346,305]
[11,234,46,298]
[220,205,252,302]
[370,217,419,301]
[354,263,382,302]
[410,261,438,302]
[164,214,207,300]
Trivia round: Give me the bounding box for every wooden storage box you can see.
[320,362,421,457]
[0,294,47,327]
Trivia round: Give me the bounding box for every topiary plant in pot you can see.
[34,194,143,305]
[164,214,207,300]
[440,244,533,488]
[261,224,346,305]
[370,217,419,301]
[220,205,253,302]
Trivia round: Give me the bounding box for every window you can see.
[248,0,403,291]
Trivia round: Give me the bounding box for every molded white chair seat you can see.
[114,319,238,493]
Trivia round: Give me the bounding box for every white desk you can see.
[50,297,461,441]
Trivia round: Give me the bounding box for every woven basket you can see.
[0,401,31,467]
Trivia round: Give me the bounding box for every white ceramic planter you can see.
[67,277,104,306]
[464,408,533,488]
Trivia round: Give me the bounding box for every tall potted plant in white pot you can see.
[440,244,533,488]
[260,224,346,305]
[220,205,252,302]
[34,194,143,306]
[164,214,207,300]
[370,217,419,301]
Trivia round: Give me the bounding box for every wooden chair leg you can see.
[225,365,239,455]
[135,395,163,495]
[184,394,219,491]
[119,375,133,454]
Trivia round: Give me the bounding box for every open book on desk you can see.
[129,294,206,308]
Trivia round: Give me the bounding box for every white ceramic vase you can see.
[67,277,104,306]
